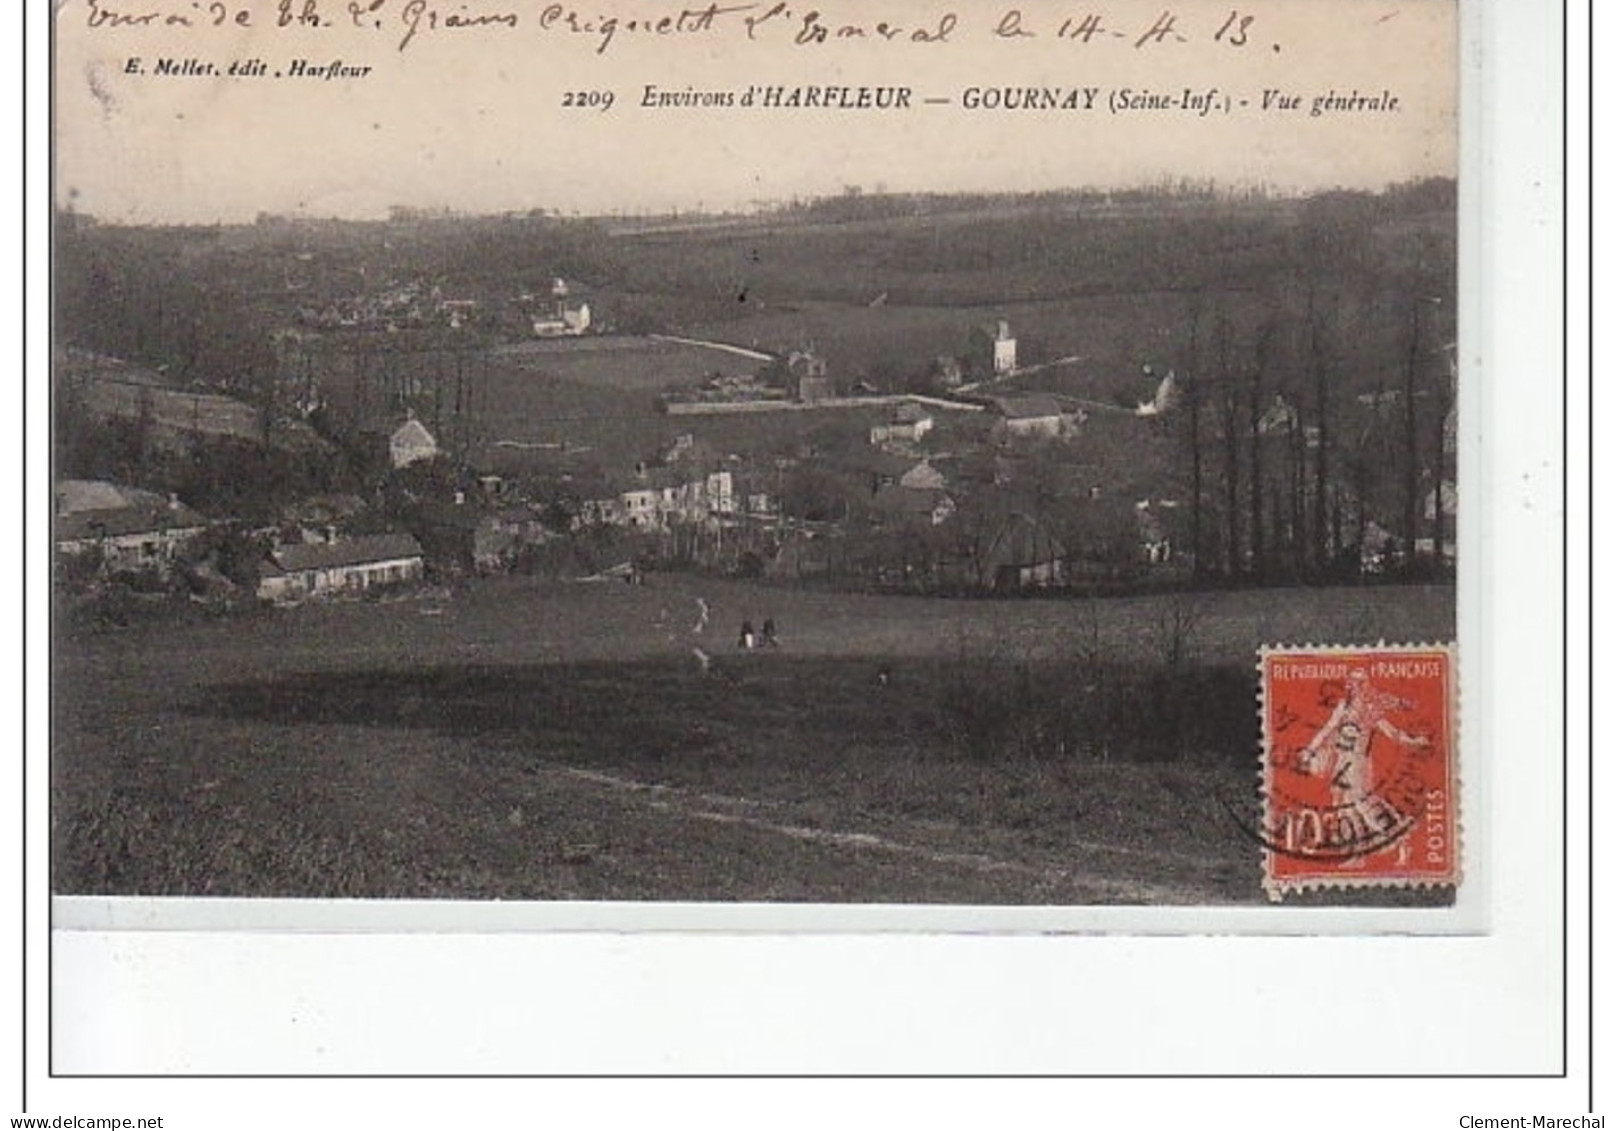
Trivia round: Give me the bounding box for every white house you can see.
[55,480,208,574]
[898,459,946,491]
[870,404,935,446]
[532,279,592,337]
[532,302,591,337]
[389,417,439,468]
[256,532,425,603]
[992,395,1067,439]
[587,468,736,531]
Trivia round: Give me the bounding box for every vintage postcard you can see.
[51,0,1463,921]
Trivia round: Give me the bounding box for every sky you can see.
[54,0,1459,223]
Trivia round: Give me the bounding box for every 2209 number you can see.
[561,90,615,110]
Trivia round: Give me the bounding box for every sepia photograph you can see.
[50,0,1463,915]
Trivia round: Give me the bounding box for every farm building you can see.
[981,512,1068,591]
[991,394,1068,439]
[55,480,208,575]
[256,532,424,603]
[389,417,439,468]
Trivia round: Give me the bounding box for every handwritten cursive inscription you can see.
[398,1,517,52]
[537,3,754,56]
[79,0,1287,57]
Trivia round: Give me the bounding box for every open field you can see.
[489,335,764,390]
[52,578,1455,903]
[686,295,1191,402]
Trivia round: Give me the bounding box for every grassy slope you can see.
[53,578,1455,903]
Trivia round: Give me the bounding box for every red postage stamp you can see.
[1259,645,1458,900]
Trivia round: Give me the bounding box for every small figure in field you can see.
[762,617,779,648]
[738,619,755,650]
[876,665,891,688]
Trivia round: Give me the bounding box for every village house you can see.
[389,416,439,469]
[577,495,626,527]
[992,394,1069,439]
[869,403,935,447]
[530,278,592,337]
[256,532,425,603]
[55,480,208,575]
[532,303,591,338]
[583,466,737,532]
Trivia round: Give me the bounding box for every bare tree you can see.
[1245,318,1276,580]
[1306,284,1335,573]
[1400,296,1424,566]
[1180,293,1207,578]
[1213,312,1242,576]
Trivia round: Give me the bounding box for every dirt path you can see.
[553,765,1235,905]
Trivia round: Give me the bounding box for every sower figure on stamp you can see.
[1298,669,1431,809]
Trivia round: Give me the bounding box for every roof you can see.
[56,481,208,541]
[993,395,1065,421]
[390,418,437,448]
[57,479,143,513]
[269,533,423,573]
[56,503,208,543]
